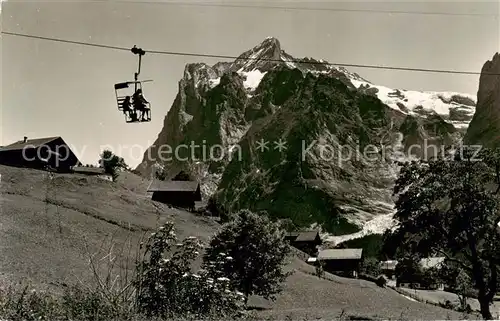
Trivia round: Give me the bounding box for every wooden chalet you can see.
[316,248,363,278]
[0,136,81,172]
[285,230,322,256]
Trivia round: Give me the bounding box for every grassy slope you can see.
[0,165,219,291]
[250,257,476,320]
[0,165,475,320]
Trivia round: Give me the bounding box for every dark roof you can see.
[0,136,61,151]
[317,249,363,260]
[286,230,320,242]
[147,180,200,192]
[295,231,320,242]
[72,166,107,175]
[286,232,300,238]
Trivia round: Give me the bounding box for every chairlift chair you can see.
[113,45,153,123]
[114,80,152,123]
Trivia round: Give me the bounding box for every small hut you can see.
[147,179,202,211]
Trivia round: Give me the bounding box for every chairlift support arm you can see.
[131,45,146,91]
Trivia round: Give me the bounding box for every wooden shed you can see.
[147,179,202,211]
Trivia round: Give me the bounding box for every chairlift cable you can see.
[2,31,500,76]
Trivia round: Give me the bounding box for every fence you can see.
[389,285,466,313]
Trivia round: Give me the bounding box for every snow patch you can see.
[326,211,396,245]
[350,79,476,126]
[237,47,266,71]
[281,55,298,69]
[238,70,267,91]
[208,77,220,88]
[179,111,194,125]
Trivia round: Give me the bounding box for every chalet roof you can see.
[0,136,61,152]
[147,180,200,193]
[420,257,445,269]
[72,166,107,175]
[286,230,320,242]
[379,260,398,270]
[317,249,363,260]
[295,231,320,242]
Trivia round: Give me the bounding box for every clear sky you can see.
[1,0,499,168]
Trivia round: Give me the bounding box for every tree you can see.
[390,148,500,319]
[360,257,382,276]
[456,269,474,312]
[315,259,325,279]
[99,150,127,182]
[155,168,168,181]
[206,194,230,221]
[173,170,193,181]
[438,261,474,312]
[394,256,423,286]
[202,210,292,305]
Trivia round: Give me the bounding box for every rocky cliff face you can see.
[135,37,476,237]
[464,53,500,147]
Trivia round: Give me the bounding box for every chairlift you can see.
[114,45,153,123]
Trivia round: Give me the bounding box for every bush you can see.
[376,275,387,287]
[0,285,124,321]
[133,222,244,319]
[154,167,168,181]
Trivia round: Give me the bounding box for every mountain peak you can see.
[261,36,281,49]
[231,37,284,72]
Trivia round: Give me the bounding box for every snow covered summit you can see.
[203,37,477,128]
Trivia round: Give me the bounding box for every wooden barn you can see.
[316,248,363,278]
[0,136,81,172]
[286,230,322,256]
[147,179,202,211]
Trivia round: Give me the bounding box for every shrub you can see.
[133,222,244,319]
[0,285,122,321]
[376,275,387,288]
